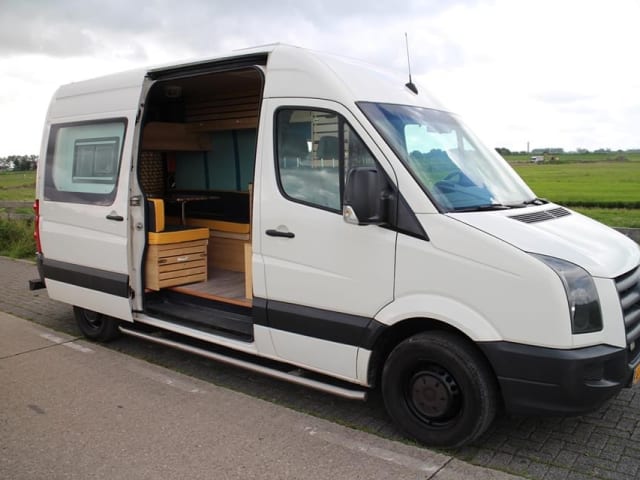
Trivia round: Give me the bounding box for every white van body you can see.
[33,44,640,447]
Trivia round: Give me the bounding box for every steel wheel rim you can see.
[406,364,462,426]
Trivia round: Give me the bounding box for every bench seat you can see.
[148,224,210,245]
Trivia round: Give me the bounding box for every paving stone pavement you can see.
[3,256,640,480]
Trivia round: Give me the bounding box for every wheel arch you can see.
[366,294,503,388]
[367,317,465,387]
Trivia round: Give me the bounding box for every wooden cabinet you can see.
[142,122,211,151]
[145,239,208,290]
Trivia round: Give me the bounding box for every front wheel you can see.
[381,330,498,448]
[73,306,121,342]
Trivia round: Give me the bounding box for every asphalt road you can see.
[1,311,520,480]
[3,256,640,479]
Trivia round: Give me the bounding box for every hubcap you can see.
[408,366,461,421]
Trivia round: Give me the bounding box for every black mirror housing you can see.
[343,167,388,225]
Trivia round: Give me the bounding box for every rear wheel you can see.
[381,330,498,448]
[73,306,121,342]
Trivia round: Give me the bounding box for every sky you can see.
[0,0,639,157]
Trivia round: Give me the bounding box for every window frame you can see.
[44,118,128,205]
[72,136,121,184]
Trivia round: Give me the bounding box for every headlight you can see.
[532,254,602,334]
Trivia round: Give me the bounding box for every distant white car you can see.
[530,155,545,163]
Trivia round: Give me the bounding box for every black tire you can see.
[381,330,498,448]
[73,306,121,342]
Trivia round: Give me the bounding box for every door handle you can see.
[266,229,295,238]
[106,213,124,222]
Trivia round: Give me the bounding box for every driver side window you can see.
[276,108,375,212]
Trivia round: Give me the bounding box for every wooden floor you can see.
[170,267,250,307]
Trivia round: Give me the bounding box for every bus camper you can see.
[31,44,640,447]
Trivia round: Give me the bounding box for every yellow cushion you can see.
[148,227,210,245]
[148,198,165,232]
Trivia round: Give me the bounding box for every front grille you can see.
[509,207,571,224]
[615,266,640,362]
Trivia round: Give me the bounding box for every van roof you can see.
[51,44,445,120]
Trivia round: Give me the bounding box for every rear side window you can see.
[44,119,126,205]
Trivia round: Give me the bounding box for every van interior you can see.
[137,67,263,341]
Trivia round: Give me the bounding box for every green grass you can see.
[0,207,32,215]
[0,172,37,258]
[572,208,640,228]
[512,162,640,207]
[505,152,640,164]
[509,160,640,227]
[0,170,36,201]
[0,218,35,259]
[1,159,638,243]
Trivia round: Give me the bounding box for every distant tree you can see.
[576,148,590,154]
[2,154,38,171]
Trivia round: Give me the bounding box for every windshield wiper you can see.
[503,197,549,209]
[451,204,512,212]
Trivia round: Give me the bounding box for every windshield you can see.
[358,102,536,211]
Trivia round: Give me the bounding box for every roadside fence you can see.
[0,201,33,220]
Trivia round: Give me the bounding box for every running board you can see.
[119,326,368,401]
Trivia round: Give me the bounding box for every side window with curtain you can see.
[276,109,375,212]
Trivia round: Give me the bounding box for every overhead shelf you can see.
[142,122,211,151]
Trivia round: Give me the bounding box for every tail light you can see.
[33,199,42,254]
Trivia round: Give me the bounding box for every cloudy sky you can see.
[1,0,638,157]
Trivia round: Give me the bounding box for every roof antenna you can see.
[404,32,418,94]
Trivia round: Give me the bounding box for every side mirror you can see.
[343,167,387,225]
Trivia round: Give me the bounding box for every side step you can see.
[29,279,46,290]
[144,294,253,342]
[119,325,368,401]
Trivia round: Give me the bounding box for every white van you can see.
[31,44,640,448]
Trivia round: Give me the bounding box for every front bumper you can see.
[479,341,634,416]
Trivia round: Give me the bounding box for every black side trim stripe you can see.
[43,258,129,298]
[253,297,269,327]
[261,299,385,349]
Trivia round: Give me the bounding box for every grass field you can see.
[0,170,36,201]
[505,152,640,164]
[502,153,640,227]
[0,157,639,261]
[511,162,640,207]
[0,218,34,258]
[571,208,640,228]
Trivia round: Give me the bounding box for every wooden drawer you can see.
[145,239,208,290]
